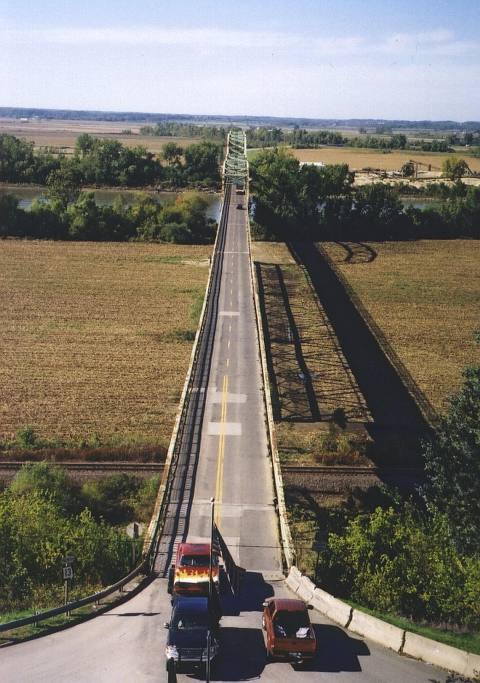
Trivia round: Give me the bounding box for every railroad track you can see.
[0,461,164,473]
[282,464,423,476]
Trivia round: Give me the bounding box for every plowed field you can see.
[0,241,212,447]
[322,240,480,412]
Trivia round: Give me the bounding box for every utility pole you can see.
[206,497,215,683]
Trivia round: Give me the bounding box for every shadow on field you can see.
[336,241,378,264]
[290,241,435,465]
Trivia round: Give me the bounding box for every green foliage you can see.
[320,504,480,629]
[0,193,21,237]
[251,148,480,240]
[81,474,139,525]
[46,162,81,208]
[10,462,80,515]
[132,475,161,521]
[0,489,129,610]
[0,186,215,243]
[0,465,160,611]
[16,426,38,448]
[0,133,223,190]
[140,122,227,141]
[442,156,470,180]
[184,141,221,183]
[422,362,480,553]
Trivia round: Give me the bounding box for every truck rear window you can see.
[180,554,218,567]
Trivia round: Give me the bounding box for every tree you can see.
[162,142,184,166]
[184,141,221,182]
[422,357,480,553]
[66,192,102,240]
[352,184,404,239]
[46,162,81,208]
[0,193,20,237]
[442,156,469,181]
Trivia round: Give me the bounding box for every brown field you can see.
[0,240,212,448]
[0,119,202,155]
[322,240,480,413]
[291,147,480,173]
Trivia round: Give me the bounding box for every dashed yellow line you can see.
[214,374,228,525]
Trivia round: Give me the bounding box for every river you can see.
[0,186,223,222]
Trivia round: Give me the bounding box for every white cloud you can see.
[2,24,478,60]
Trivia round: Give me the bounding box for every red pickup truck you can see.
[262,598,316,666]
[168,543,220,597]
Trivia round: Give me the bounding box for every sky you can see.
[1,0,480,121]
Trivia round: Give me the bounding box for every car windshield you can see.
[174,614,209,630]
[274,611,309,636]
[180,554,218,567]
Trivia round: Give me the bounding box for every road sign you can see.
[64,554,75,565]
[126,522,144,539]
[63,566,74,580]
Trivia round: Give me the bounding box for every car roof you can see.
[178,543,210,555]
[270,598,308,613]
[173,597,209,614]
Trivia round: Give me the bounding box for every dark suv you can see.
[165,596,221,673]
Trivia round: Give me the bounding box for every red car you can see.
[262,598,316,666]
[168,543,220,597]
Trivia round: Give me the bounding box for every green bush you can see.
[320,505,480,629]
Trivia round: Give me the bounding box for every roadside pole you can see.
[206,497,215,683]
[62,554,75,616]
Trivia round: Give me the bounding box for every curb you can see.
[246,186,295,570]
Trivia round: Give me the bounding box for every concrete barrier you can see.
[465,652,480,680]
[296,576,316,602]
[310,587,353,628]
[402,631,469,675]
[349,609,404,652]
[285,566,302,593]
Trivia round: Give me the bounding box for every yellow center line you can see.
[214,374,228,525]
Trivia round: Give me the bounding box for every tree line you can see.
[248,126,480,156]
[0,133,222,188]
[250,148,480,240]
[0,190,216,243]
[139,122,227,140]
[0,463,159,611]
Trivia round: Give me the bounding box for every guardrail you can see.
[0,178,231,636]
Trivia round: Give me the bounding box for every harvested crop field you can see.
[0,119,203,155]
[0,240,212,447]
[292,147,480,173]
[322,240,480,413]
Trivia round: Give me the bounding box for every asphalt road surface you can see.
[1,190,447,682]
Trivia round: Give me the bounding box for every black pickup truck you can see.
[164,596,221,673]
